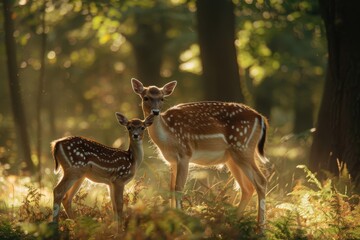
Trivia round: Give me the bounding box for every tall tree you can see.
[293,73,314,134]
[310,0,360,187]
[196,0,244,102]
[3,0,35,173]
[36,0,47,184]
[127,11,168,86]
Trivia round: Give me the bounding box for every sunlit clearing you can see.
[180,44,199,62]
[79,180,110,206]
[179,59,202,74]
[189,170,209,180]
[179,44,202,74]
[170,0,187,5]
[19,0,27,5]
[0,174,52,208]
[268,145,303,160]
[71,178,142,206]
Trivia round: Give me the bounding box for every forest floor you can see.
[1,136,360,239]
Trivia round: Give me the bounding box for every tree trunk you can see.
[196,0,244,102]
[128,20,167,86]
[310,0,360,188]
[254,78,273,120]
[293,74,314,134]
[36,1,47,185]
[3,0,35,173]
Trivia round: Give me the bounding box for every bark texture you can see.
[310,0,360,187]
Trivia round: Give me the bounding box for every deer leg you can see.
[109,184,117,218]
[242,162,267,227]
[174,160,189,209]
[226,160,255,217]
[111,182,124,233]
[230,152,267,228]
[53,173,81,222]
[170,163,177,208]
[62,177,85,219]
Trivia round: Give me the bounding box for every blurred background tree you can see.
[3,0,34,173]
[196,0,243,102]
[0,0,332,187]
[310,0,360,188]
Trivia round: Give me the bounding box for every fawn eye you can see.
[127,126,132,130]
[143,96,149,101]
[141,126,145,130]
[160,98,164,101]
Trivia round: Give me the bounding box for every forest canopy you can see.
[0,0,326,172]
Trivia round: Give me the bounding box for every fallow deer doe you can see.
[51,113,154,231]
[131,78,270,228]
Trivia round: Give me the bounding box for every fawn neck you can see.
[128,137,144,169]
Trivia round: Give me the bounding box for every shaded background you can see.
[1,0,343,193]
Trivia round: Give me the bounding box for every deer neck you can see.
[128,139,144,169]
[147,114,171,145]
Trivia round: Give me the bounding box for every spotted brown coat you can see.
[132,78,270,230]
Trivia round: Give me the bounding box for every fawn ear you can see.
[115,112,128,126]
[131,78,144,96]
[144,114,155,127]
[162,81,177,97]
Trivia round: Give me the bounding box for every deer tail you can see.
[51,140,60,174]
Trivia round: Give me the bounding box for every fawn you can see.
[51,112,154,231]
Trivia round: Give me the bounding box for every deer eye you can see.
[143,96,149,101]
[127,126,132,130]
[160,98,164,101]
[141,126,145,130]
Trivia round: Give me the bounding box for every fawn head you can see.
[116,112,155,141]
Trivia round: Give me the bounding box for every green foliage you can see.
[272,165,360,240]
[18,185,52,223]
[0,219,34,240]
[1,164,360,239]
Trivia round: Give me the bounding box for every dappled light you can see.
[1,0,360,239]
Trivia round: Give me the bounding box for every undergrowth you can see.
[0,165,359,239]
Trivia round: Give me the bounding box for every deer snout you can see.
[151,109,160,115]
[132,134,141,140]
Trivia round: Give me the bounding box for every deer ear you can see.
[131,78,144,95]
[115,112,128,126]
[162,81,177,97]
[144,114,155,127]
